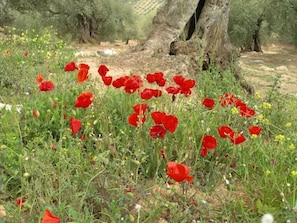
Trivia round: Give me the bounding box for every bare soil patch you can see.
[74,41,297,95]
[239,42,297,95]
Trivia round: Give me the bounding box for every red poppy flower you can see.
[229,132,246,144]
[160,148,166,160]
[248,126,263,136]
[32,109,39,118]
[162,114,178,133]
[165,86,180,95]
[77,68,89,83]
[153,89,162,97]
[78,63,90,71]
[102,76,113,86]
[219,93,236,107]
[39,81,54,91]
[128,113,146,127]
[146,72,166,86]
[98,64,109,77]
[202,98,215,109]
[201,147,208,157]
[70,118,81,134]
[74,92,93,108]
[146,73,155,83]
[36,73,44,83]
[173,75,185,85]
[64,61,77,71]
[15,197,27,209]
[238,104,255,118]
[151,111,166,124]
[149,125,167,139]
[140,88,154,100]
[202,135,217,149]
[218,125,233,138]
[133,104,148,115]
[166,161,194,183]
[23,51,28,56]
[112,76,129,88]
[124,75,143,94]
[41,209,60,223]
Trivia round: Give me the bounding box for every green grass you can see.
[1,27,297,222]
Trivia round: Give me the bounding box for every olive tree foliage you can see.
[1,0,139,42]
[228,0,297,51]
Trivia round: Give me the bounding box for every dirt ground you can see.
[74,41,297,96]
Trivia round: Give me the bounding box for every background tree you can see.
[228,0,297,51]
[1,0,140,43]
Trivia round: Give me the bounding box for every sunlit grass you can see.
[0,27,297,222]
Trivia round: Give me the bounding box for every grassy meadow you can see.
[0,27,297,223]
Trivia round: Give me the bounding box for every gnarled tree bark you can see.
[141,0,253,94]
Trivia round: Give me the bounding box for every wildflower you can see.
[255,92,261,99]
[135,204,142,212]
[285,122,292,128]
[166,161,194,183]
[98,64,109,77]
[162,115,178,133]
[23,51,28,56]
[149,125,167,139]
[101,75,113,86]
[41,209,60,223]
[202,98,215,109]
[128,104,148,127]
[229,132,246,145]
[15,197,27,209]
[174,75,196,97]
[36,73,44,83]
[23,172,30,178]
[274,134,285,143]
[248,125,263,136]
[123,74,143,94]
[261,213,274,223]
[262,102,272,109]
[265,170,271,176]
[219,93,235,107]
[32,109,39,118]
[77,67,89,83]
[151,111,166,124]
[288,144,296,150]
[70,118,81,134]
[217,125,233,138]
[238,104,255,118]
[291,171,297,177]
[160,148,166,160]
[263,118,270,125]
[39,81,54,91]
[202,135,217,150]
[165,86,180,95]
[146,72,166,86]
[140,88,155,100]
[64,61,77,71]
[231,107,239,114]
[74,92,93,108]
[128,113,146,127]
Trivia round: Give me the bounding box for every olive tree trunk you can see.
[141,0,253,94]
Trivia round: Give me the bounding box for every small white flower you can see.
[261,213,274,223]
[135,204,142,212]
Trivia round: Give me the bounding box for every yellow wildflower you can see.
[291,171,297,178]
[231,107,239,115]
[285,122,292,128]
[258,114,264,121]
[262,102,272,109]
[265,170,271,176]
[254,92,261,99]
[289,144,296,150]
[274,134,285,143]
